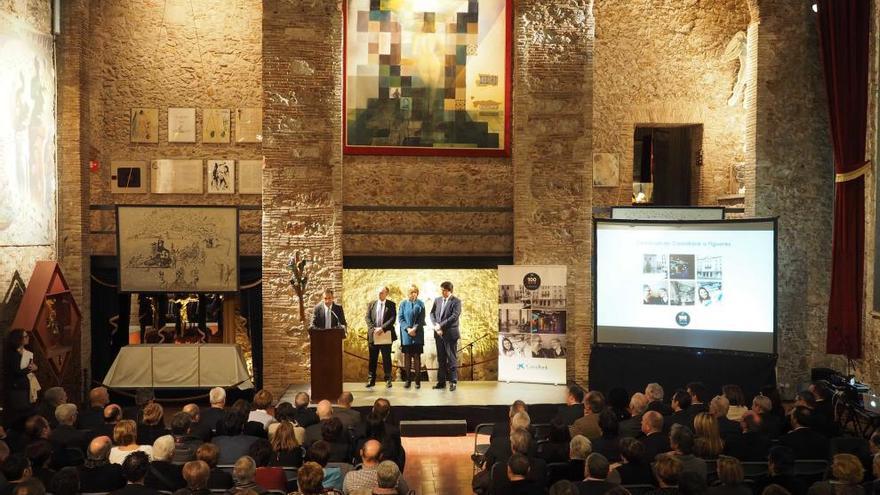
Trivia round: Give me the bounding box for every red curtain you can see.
[817,0,870,359]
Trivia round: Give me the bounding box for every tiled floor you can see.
[402,434,481,495]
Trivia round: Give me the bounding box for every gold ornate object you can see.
[44,299,59,336]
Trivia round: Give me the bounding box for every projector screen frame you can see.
[591,217,778,356]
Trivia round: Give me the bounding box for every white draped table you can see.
[103,344,253,389]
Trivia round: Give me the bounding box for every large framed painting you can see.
[344,0,512,157]
[116,206,239,293]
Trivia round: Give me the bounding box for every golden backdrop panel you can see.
[341,269,499,382]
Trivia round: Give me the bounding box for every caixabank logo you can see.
[516,362,549,371]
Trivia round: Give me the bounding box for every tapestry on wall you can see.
[0,14,56,246]
[344,0,511,157]
[116,206,239,293]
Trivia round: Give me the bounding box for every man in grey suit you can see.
[310,288,347,331]
[430,281,461,391]
[365,286,397,388]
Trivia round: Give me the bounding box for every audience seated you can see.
[647,453,684,495]
[493,400,530,441]
[2,454,32,495]
[180,460,211,495]
[539,419,572,464]
[574,453,615,495]
[779,407,829,460]
[183,404,213,442]
[366,460,405,495]
[306,441,346,492]
[666,391,693,433]
[112,450,158,495]
[213,411,261,465]
[679,471,709,495]
[110,420,153,465]
[371,399,402,446]
[123,389,155,425]
[294,392,320,429]
[721,386,749,422]
[708,456,751,495]
[333,392,363,433]
[247,439,286,491]
[201,388,228,437]
[723,411,770,461]
[195,443,233,490]
[488,428,547,495]
[171,412,203,463]
[48,404,85,454]
[48,466,79,495]
[753,446,807,495]
[77,435,126,492]
[620,393,650,438]
[807,454,864,495]
[23,441,53,487]
[227,455,266,495]
[268,402,306,446]
[80,387,110,430]
[506,453,547,495]
[554,386,587,427]
[693,413,724,459]
[323,417,354,464]
[23,416,51,449]
[560,435,590,484]
[612,437,653,485]
[571,393,604,441]
[686,383,710,427]
[591,410,621,463]
[293,462,332,495]
[484,411,534,469]
[304,401,335,447]
[144,435,185,492]
[137,403,168,446]
[608,389,631,422]
[709,396,742,445]
[809,382,838,439]
[670,425,706,481]
[342,439,409,495]
[549,480,579,495]
[36,388,67,429]
[641,411,671,461]
[752,396,782,439]
[269,421,303,467]
[247,390,277,430]
[98,404,124,441]
[647,383,674,416]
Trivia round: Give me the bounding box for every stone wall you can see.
[593,0,751,207]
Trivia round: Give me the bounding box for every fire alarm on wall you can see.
[89,160,99,172]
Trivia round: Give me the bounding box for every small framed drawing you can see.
[235,108,262,143]
[203,108,231,143]
[168,107,196,143]
[207,160,235,194]
[130,108,159,143]
[151,160,204,194]
[111,161,148,193]
[593,152,620,187]
[238,159,262,194]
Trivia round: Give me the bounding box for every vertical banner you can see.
[498,265,568,384]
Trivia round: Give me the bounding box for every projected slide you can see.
[595,220,775,354]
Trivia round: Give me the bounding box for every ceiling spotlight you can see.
[812,3,818,13]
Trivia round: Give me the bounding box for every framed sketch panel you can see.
[235,108,262,143]
[150,160,203,194]
[207,160,235,194]
[116,205,239,293]
[238,160,262,194]
[203,108,231,143]
[343,0,512,157]
[111,161,148,193]
[168,107,196,143]
[593,153,620,187]
[130,108,159,143]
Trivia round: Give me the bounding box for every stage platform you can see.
[279,381,568,432]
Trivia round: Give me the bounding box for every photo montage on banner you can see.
[498,265,567,384]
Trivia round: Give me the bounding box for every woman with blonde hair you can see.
[398,284,426,389]
[709,456,751,495]
[270,421,303,467]
[807,454,865,495]
[109,419,152,464]
[693,412,724,459]
[137,402,168,445]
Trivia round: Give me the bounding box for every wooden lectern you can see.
[308,327,345,401]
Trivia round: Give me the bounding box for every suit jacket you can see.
[642,431,671,461]
[575,479,617,495]
[310,303,347,330]
[137,424,170,446]
[619,414,644,438]
[570,413,602,440]
[685,403,709,428]
[213,435,261,465]
[332,406,362,432]
[303,421,326,447]
[648,400,674,416]
[490,457,547,495]
[430,296,462,340]
[208,468,235,490]
[507,479,548,495]
[553,404,585,427]
[78,406,105,430]
[365,299,397,344]
[717,416,741,443]
[112,483,161,495]
[144,460,185,492]
[779,427,829,460]
[664,410,691,432]
[50,424,88,452]
[200,407,226,436]
[78,462,127,492]
[615,461,655,485]
[753,474,808,495]
[294,407,319,428]
[723,431,770,461]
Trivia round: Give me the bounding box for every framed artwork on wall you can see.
[202,108,231,143]
[111,161,148,193]
[235,108,262,143]
[593,153,620,187]
[207,160,235,194]
[238,160,262,194]
[150,159,203,194]
[130,108,159,143]
[116,205,239,293]
[168,107,196,143]
[343,0,512,157]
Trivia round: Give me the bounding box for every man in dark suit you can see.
[664,390,692,432]
[309,288,347,331]
[809,381,837,437]
[293,392,319,428]
[709,395,742,444]
[502,453,545,495]
[779,406,829,460]
[646,383,674,416]
[724,411,771,461]
[640,411,670,461]
[170,412,203,463]
[79,387,110,430]
[430,281,462,391]
[492,400,529,441]
[1,454,32,495]
[365,286,397,388]
[112,451,159,495]
[575,453,616,495]
[49,403,88,452]
[78,436,126,493]
[752,446,808,495]
[619,393,649,438]
[200,388,227,436]
[303,401,334,447]
[554,386,586,427]
[488,429,547,495]
[484,413,534,469]
[182,404,213,442]
[333,392,363,432]
[685,382,709,428]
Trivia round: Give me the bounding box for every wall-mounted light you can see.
[812,3,818,13]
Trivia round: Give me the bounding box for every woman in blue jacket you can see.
[398,284,426,389]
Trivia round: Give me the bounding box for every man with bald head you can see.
[342,439,410,494]
[80,387,110,430]
[303,400,334,447]
[333,392,363,432]
[640,411,670,461]
[183,404,212,442]
[77,436,126,492]
[92,404,123,439]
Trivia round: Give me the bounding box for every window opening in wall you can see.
[633,125,703,206]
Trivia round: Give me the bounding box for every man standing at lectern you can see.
[365,286,397,389]
[431,281,461,391]
[310,288,347,331]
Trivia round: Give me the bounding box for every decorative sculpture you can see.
[723,31,749,107]
[287,251,309,330]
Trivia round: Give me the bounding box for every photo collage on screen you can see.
[499,282,567,359]
[642,254,723,308]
